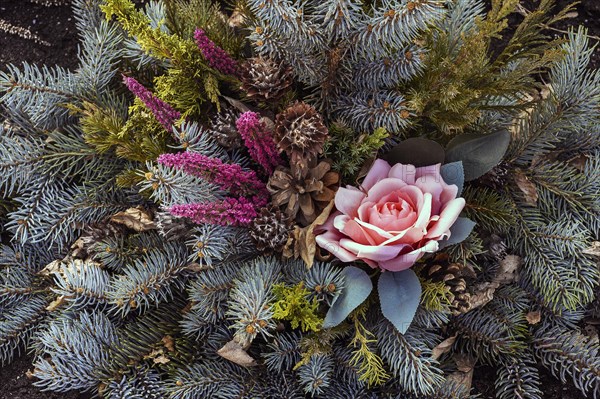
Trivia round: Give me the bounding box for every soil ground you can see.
[0,0,598,398]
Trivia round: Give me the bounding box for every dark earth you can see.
[0,0,599,398]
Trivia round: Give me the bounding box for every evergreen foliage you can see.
[0,0,598,398]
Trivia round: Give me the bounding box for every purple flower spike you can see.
[168,197,261,226]
[194,28,238,76]
[122,75,181,135]
[236,111,282,174]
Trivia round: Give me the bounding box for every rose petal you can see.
[339,239,403,261]
[354,218,394,243]
[415,163,441,180]
[378,240,439,271]
[336,217,379,246]
[366,178,408,203]
[361,159,391,191]
[413,192,432,230]
[425,197,466,239]
[388,163,417,184]
[335,187,366,217]
[316,232,358,262]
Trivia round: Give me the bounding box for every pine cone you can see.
[240,57,294,103]
[423,258,472,315]
[274,102,328,172]
[156,211,194,241]
[250,208,293,252]
[268,159,339,226]
[479,161,510,189]
[212,109,242,149]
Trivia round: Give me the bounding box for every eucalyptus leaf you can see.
[383,137,445,167]
[378,269,421,334]
[438,217,476,249]
[440,161,464,195]
[323,266,372,328]
[445,130,510,181]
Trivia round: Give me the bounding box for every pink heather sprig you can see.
[123,75,181,134]
[157,152,268,199]
[168,197,262,226]
[236,111,282,174]
[194,28,238,76]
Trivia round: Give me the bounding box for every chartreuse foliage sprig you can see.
[271,282,323,333]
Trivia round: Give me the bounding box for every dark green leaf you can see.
[323,266,372,328]
[445,130,510,180]
[378,269,421,334]
[383,138,445,167]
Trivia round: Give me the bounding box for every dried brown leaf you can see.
[46,295,66,312]
[38,260,62,277]
[432,335,457,360]
[162,335,175,352]
[110,207,156,232]
[514,170,538,205]
[217,340,257,367]
[297,200,335,268]
[583,241,600,257]
[468,255,521,310]
[153,355,170,364]
[526,311,541,325]
[446,354,475,392]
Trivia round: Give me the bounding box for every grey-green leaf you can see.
[378,269,421,334]
[438,217,476,248]
[323,266,372,328]
[441,161,464,195]
[445,130,510,181]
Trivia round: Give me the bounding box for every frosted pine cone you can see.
[275,102,328,172]
[250,208,293,252]
[268,159,339,226]
[212,109,243,149]
[240,57,294,102]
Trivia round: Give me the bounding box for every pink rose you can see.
[316,159,466,271]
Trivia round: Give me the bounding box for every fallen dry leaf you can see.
[445,354,476,392]
[432,335,457,360]
[110,207,156,232]
[569,154,589,171]
[162,335,175,352]
[583,242,600,257]
[217,340,257,367]
[38,260,63,277]
[514,170,538,205]
[468,255,521,310]
[526,311,541,325]
[153,355,171,365]
[284,200,335,268]
[46,295,66,312]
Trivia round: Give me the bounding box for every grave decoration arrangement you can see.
[0,0,599,398]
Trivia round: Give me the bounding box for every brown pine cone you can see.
[478,161,510,189]
[274,101,328,172]
[240,57,294,103]
[267,159,339,226]
[423,257,473,315]
[250,208,293,252]
[212,109,242,149]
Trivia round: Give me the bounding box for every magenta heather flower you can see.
[122,75,181,134]
[168,197,262,226]
[194,28,238,76]
[157,152,268,199]
[236,111,282,174]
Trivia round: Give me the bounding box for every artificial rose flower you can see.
[315,159,466,271]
